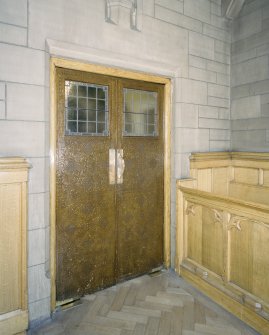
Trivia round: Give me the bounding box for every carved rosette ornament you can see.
[212,209,223,225]
[186,203,196,216]
[227,215,246,231]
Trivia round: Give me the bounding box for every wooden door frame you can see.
[50,57,171,311]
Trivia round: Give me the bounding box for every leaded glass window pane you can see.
[65,81,109,136]
[123,88,158,137]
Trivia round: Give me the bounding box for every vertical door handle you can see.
[117,149,125,184]
[109,149,116,185]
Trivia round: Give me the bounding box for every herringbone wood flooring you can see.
[29,271,260,335]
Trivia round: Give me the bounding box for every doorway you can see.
[55,67,165,303]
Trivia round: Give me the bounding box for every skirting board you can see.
[180,267,269,335]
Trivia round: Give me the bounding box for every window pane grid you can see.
[123,88,158,137]
[65,81,109,136]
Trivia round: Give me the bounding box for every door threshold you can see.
[56,298,82,311]
[149,266,165,277]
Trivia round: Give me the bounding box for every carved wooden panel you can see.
[212,167,229,195]
[229,183,269,206]
[252,222,269,303]
[176,152,269,334]
[234,167,259,185]
[263,169,269,186]
[0,158,29,335]
[0,184,21,314]
[186,203,202,264]
[197,169,212,192]
[201,207,224,276]
[230,218,253,292]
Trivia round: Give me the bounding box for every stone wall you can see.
[0,0,231,325]
[231,0,269,151]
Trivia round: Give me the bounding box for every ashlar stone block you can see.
[184,0,211,23]
[208,83,229,99]
[0,22,27,46]
[199,105,219,119]
[0,82,5,100]
[174,128,210,153]
[28,193,46,230]
[233,9,262,42]
[0,0,27,27]
[174,103,198,128]
[189,31,214,60]
[29,297,50,326]
[231,96,261,120]
[210,129,230,140]
[210,140,230,151]
[181,78,207,105]
[0,100,5,119]
[155,0,183,13]
[203,24,230,42]
[0,120,45,157]
[0,44,45,86]
[189,67,217,83]
[199,118,230,129]
[7,83,45,121]
[28,264,50,303]
[28,229,46,267]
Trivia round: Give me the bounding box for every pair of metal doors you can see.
[55,67,164,302]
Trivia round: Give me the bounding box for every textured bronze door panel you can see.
[116,79,164,279]
[56,68,117,301]
[56,69,164,302]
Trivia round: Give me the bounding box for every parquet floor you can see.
[29,270,260,335]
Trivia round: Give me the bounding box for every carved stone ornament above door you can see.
[105,0,142,31]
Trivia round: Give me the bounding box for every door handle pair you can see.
[109,149,125,185]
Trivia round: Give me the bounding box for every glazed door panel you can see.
[116,79,164,279]
[56,68,117,301]
[55,68,164,303]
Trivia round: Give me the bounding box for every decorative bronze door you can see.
[116,79,164,280]
[55,68,164,303]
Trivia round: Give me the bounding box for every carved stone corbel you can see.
[105,0,141,31]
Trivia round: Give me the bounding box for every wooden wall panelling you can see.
[185,202,202,264]
[201,207,224,277]
[176,152,269,334]
[0,157,30,335]
[212,167,229,195]
[234,167,259,185]
[229,183,269,206]
[252,221,269,304]
[229,218,253,293]
[263,170,269,186]
[175,179,196,274]
[0,184,21,314]
[197,169,212,192]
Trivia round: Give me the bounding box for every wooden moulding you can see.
[190,151,269,170]
[0,157,30,335]
[176,152,269,334]
[181,268,269,335]
[50,57,172,310]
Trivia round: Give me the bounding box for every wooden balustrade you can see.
[176,152,269,334]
